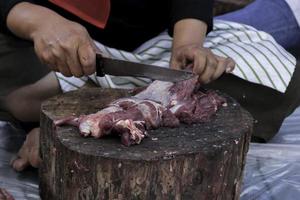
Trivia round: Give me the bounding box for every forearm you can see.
[6,2,65,40]
[172,19,207,50]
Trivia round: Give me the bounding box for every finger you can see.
[57,60,72,77]
[37,43,62,73]
[46,63,59,72]
[78,40,96,76]
[34,40,59,72]
[211,58,228,80]
[55,38,82,77]
[198,55,217,84]
[11,139,30,171]
[58,40,84,77]
[173,48,195,70]
[185,62,194,70]
[34,41,49,65]
[170,57,182,70]
[50,44,77,77]
[54,52,72,77]
[40,50,59,71]
[193,53,207,75]
[28,148,41,168]
[65,46,84,78]
[215,55,235,73]
[12,157,30,172]
[225,57,235,73]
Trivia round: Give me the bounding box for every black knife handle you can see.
[96,54,105,77]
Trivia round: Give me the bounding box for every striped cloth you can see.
[56,20,297,93]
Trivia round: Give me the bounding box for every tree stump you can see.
[40,88,253,200]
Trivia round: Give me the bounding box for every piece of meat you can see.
[55,78,225,146]
[172,90,225,124]
[135,78,198,108]
[55,98,169,146]
[136,78,225,124]
[113,119,146,146]
[0,188,14,200]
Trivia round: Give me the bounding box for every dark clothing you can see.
[0,0,214,51]
[206,64,300,142]
[0,32,299,141]
[0,34,49,96]
[0,34,49,123]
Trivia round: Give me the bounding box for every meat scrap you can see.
[55,78,225,146]
[0,188,14,200]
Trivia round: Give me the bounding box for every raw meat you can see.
[55,78,225,146]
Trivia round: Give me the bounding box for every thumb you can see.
[225,57,235,73]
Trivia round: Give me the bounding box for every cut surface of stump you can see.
[40,88,253,200]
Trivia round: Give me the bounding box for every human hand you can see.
[171,44,235,84]
[30,17,96,77]
[10,128,41,172]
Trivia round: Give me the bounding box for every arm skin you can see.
[6,2,96,77]
[172,19,207,51]
[7,2,62,40]
[171,19,235,84]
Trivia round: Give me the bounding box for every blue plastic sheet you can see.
[0,122,39,200]
[241,143,300,200]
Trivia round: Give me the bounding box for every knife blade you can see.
[96,56,195,82]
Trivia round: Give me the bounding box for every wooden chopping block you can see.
[40,88,253,200]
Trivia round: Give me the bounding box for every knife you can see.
[96,55,195,82]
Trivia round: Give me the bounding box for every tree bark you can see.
[40,88,253,200]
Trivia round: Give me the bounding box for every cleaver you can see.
[96,55,195,82]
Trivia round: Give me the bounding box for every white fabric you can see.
[56,20,297,93]
[286,0,300,26]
